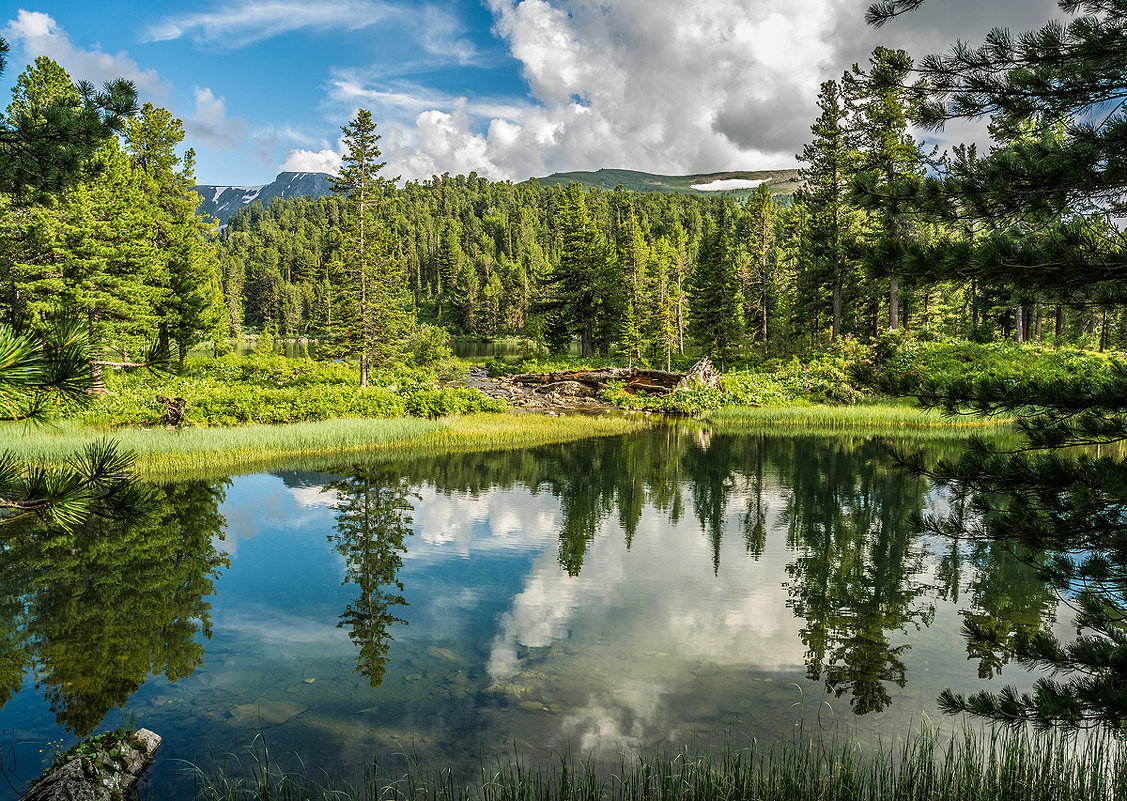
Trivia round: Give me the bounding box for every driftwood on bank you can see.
[156,394,187,427]
[511,358,722,396]
[22,728,161,801]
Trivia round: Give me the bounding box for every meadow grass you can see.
[5,413,650,481]
[184,725,1125,801]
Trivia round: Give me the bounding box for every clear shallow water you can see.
[0,429,1058,798]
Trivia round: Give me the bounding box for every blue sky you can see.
[2,1,1062,186]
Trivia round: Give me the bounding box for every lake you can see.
[0,427,1057,798]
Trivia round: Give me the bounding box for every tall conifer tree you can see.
[331,109,411,384]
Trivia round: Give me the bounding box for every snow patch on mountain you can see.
[191,171,335,226]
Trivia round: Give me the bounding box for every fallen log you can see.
[509,359,719,396]
[512,366,684,392]
[23,729,161,801]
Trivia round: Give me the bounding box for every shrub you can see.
[406,324,454,367]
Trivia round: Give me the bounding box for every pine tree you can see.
[798,78,862,342]
[869,0,1127,731]
[848,47,926,332]
[125,103,224,366]
[616,211,648,363]
[0,45,136,201]
[543,183,610,357]
[741,185,779,348]
[645,238,679,371]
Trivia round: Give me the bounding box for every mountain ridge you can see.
[192,167,801,226]
[192,171,335,225]
[529,167,801,198]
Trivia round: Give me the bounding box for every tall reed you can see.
[184,725,1125,801]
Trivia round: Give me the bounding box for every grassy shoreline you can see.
[706,402,1013,437]
[6,413,650,481]
[185,725,1121,801]
[7,402,1007,482]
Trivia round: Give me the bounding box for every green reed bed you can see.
[4,413,650,481]
[706,403,1013,438]
[186,726,1125,801]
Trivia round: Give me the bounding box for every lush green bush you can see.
[402,386,506,417]
[406,324,454,367]
[85,354,502,426]
[599,336,1127,415]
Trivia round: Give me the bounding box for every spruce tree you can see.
[331,109,411,383]
[688,202,742,368]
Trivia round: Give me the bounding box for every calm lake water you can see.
[0,428,1058,798]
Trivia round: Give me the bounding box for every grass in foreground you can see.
[186,725,1124,801]
[6,413,650,481]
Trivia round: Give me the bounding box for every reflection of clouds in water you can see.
[480,487,807,757]
[219,475,338,557]
[488,493,805,685]
[409,486,559,558]
[290,485,342,509]
[214,604,351,649]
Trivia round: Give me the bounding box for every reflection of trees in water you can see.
[357,428,1060,716]
[0,480,229,735]
[326,467,417,687]
[779,438,933,714]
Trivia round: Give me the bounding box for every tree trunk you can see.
[90,360,105,395]
[831,275,842,344]
[971,278,979,333]
[1100,310,1109,352]
[760,289,768,347]
[580,326,593,358]
[1035,301,1043,340]
[1055,305,1064,342]
[1014,305,1023,343]
[889,276,899,331]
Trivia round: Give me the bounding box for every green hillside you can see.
[528,167,801,200]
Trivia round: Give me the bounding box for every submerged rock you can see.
[426,646,457,661]
[228,700,307,726]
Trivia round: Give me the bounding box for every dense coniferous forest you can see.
[215,170,1127,359]
[4,48,1124,374]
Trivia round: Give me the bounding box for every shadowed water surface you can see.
[0,428,1058,798]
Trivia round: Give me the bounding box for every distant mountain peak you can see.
[192,171,335,225]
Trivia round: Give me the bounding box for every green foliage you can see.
[48,727,139,772]
[0,51,138,201]
[82,354,502,426]
[688,202,742,365]
[405,323,453,367]
[864,0,1127,731]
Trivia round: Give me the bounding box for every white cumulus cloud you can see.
[334,0,1064,183]
[281,148,343,174]
[3,9,168,97]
